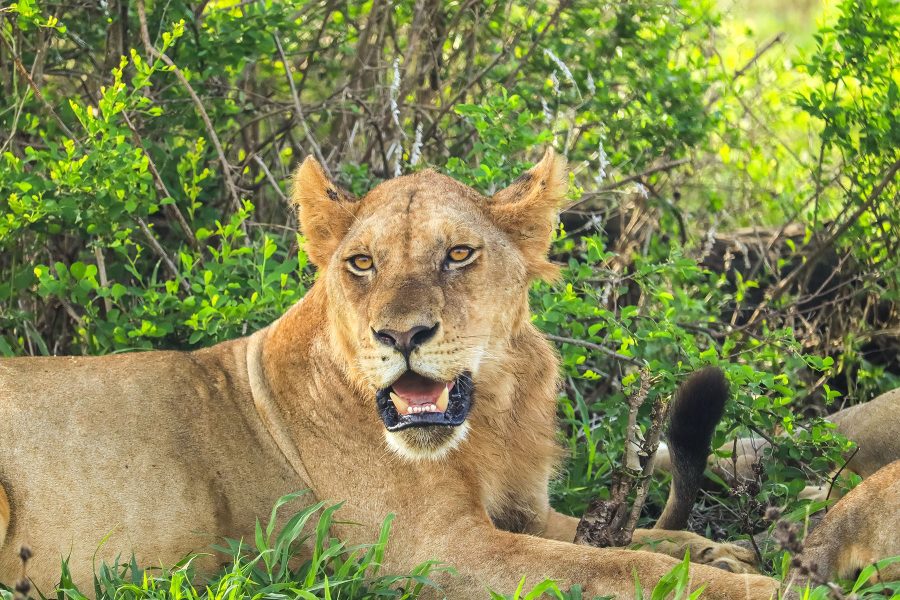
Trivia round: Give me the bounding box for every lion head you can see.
[292,150,567,459]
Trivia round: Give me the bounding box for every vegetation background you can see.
[0,0,897,598]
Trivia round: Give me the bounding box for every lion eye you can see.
[446,246,475,264]
[348,255,374,272]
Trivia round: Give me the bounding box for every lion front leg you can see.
[631,529,759,574]
[409,517,777,600]
[538,509,759,575]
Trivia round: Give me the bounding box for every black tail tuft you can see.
[655,366,729,530]
[668,366,728,466]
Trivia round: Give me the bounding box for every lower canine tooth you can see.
[389,392,409,415]
[435,386,450,412]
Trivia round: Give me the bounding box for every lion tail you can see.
[0,483,8,548]
[654,367,728,530]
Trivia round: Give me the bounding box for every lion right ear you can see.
[488,148,568,281]
[291,156,358,267]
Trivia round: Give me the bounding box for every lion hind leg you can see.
[0,483,9,548]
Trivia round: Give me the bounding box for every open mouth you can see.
[376,371,473,431]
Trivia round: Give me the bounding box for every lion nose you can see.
[373,323,439,356]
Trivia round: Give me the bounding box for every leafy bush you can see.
[1,0,898,597]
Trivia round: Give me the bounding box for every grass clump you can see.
[1,492,441,600]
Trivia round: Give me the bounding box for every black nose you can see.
[373,323,439,355]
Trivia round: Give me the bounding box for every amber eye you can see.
[348,255,374,272]
[446,246,475,264]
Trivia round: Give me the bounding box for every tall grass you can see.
[3,493,896,599]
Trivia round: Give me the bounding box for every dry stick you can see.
[575,369,668,547]
[623,386,671,536]
[743,157,900,328]
[824,445,859,508]
[623,373,651,473]
[272,31,329,174]
[134,0,243,215]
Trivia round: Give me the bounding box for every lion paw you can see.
[631,529,759,574]
[693,541,759,574]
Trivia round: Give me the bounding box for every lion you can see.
[652,388,900,584]
[787,460,900,586]
[653,387,900,497]
[0,150,778,598]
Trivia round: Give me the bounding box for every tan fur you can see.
[0,151,777,598]
[789,460,900,585]
[827,389,900,479]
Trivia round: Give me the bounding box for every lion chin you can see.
[384,421,471,461]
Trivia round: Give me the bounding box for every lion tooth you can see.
[435,386,450,412]
[389,392,409,415]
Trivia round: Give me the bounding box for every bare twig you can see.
[93,246,112,314]
[120,111,200,250]
[824,446,859,507]
[576,369,669,548]
[565,157,692,211]
[733,33,785,80]
[622,374,670,536]
[705,33,785,108]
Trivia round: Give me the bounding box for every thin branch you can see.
[566,157,692,211]
[734,33,785,80]
[0,32,77,140]
[824,446,859,508]
[135,217,191,293]
[545,333,645,366]
[120,111,200,251]
[135,0,243,213]
[252,154,289,204]
[93,246,113,314]
[705,33,785,108]
[744,158,900,327]
[272,30,329,173]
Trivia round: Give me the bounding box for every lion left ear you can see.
[291,156,359,268]
[489,148,568,280]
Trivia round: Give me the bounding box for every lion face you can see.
[292,150,567,459]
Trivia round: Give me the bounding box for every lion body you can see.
[828,389,900,478]
[0,152,777,598]
[790,460,900,585]
[0,338,301,589]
